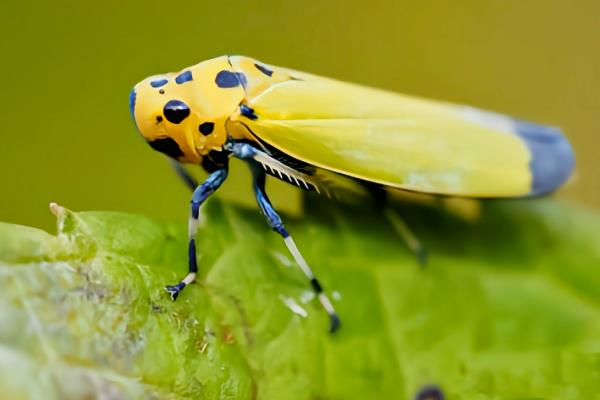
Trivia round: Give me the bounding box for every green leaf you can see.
[0,197,599,399]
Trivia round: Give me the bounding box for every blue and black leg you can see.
[248,161,341,333]
[164,168,229,300]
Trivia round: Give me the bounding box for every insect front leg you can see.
[164,168,228,300]
[248,161,340,333]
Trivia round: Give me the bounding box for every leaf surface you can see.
[0,197,599,399]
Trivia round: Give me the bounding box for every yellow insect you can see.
[129,55,574,332]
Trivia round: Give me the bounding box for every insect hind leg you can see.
[361,181,427,267]
[226,141,324,194]
[384,208,427,266]
[248,161,340,333]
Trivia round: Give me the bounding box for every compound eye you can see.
[163,100,190,124]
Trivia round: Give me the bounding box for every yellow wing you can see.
[229,60,574,197]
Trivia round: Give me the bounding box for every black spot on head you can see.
[163,100,190,124]
[198,122,214,136]
[215,70,247,88]
[254,63,273,77]
[156,115,163,123]
[175,70,193,84]
[159,89,165,94]
[150,79,168,88]
[148,137,184,160]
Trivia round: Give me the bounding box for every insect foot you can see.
[329,312,341,333]
[164,283,186,301]
[416,246,428,268]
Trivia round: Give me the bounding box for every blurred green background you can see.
[1,0,598,230]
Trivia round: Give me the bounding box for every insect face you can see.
[129,56,246,164]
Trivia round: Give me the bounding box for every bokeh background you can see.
[1,0,598,230]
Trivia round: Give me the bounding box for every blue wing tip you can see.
[514,120,575,196]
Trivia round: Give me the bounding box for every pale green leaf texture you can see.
[0,197,599,399]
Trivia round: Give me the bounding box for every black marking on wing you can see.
[254,63,273,77]
[240,104,257,120]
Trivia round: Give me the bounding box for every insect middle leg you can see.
[248,161,340,333]
[165,168,228,300]
[361,181,427,266]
